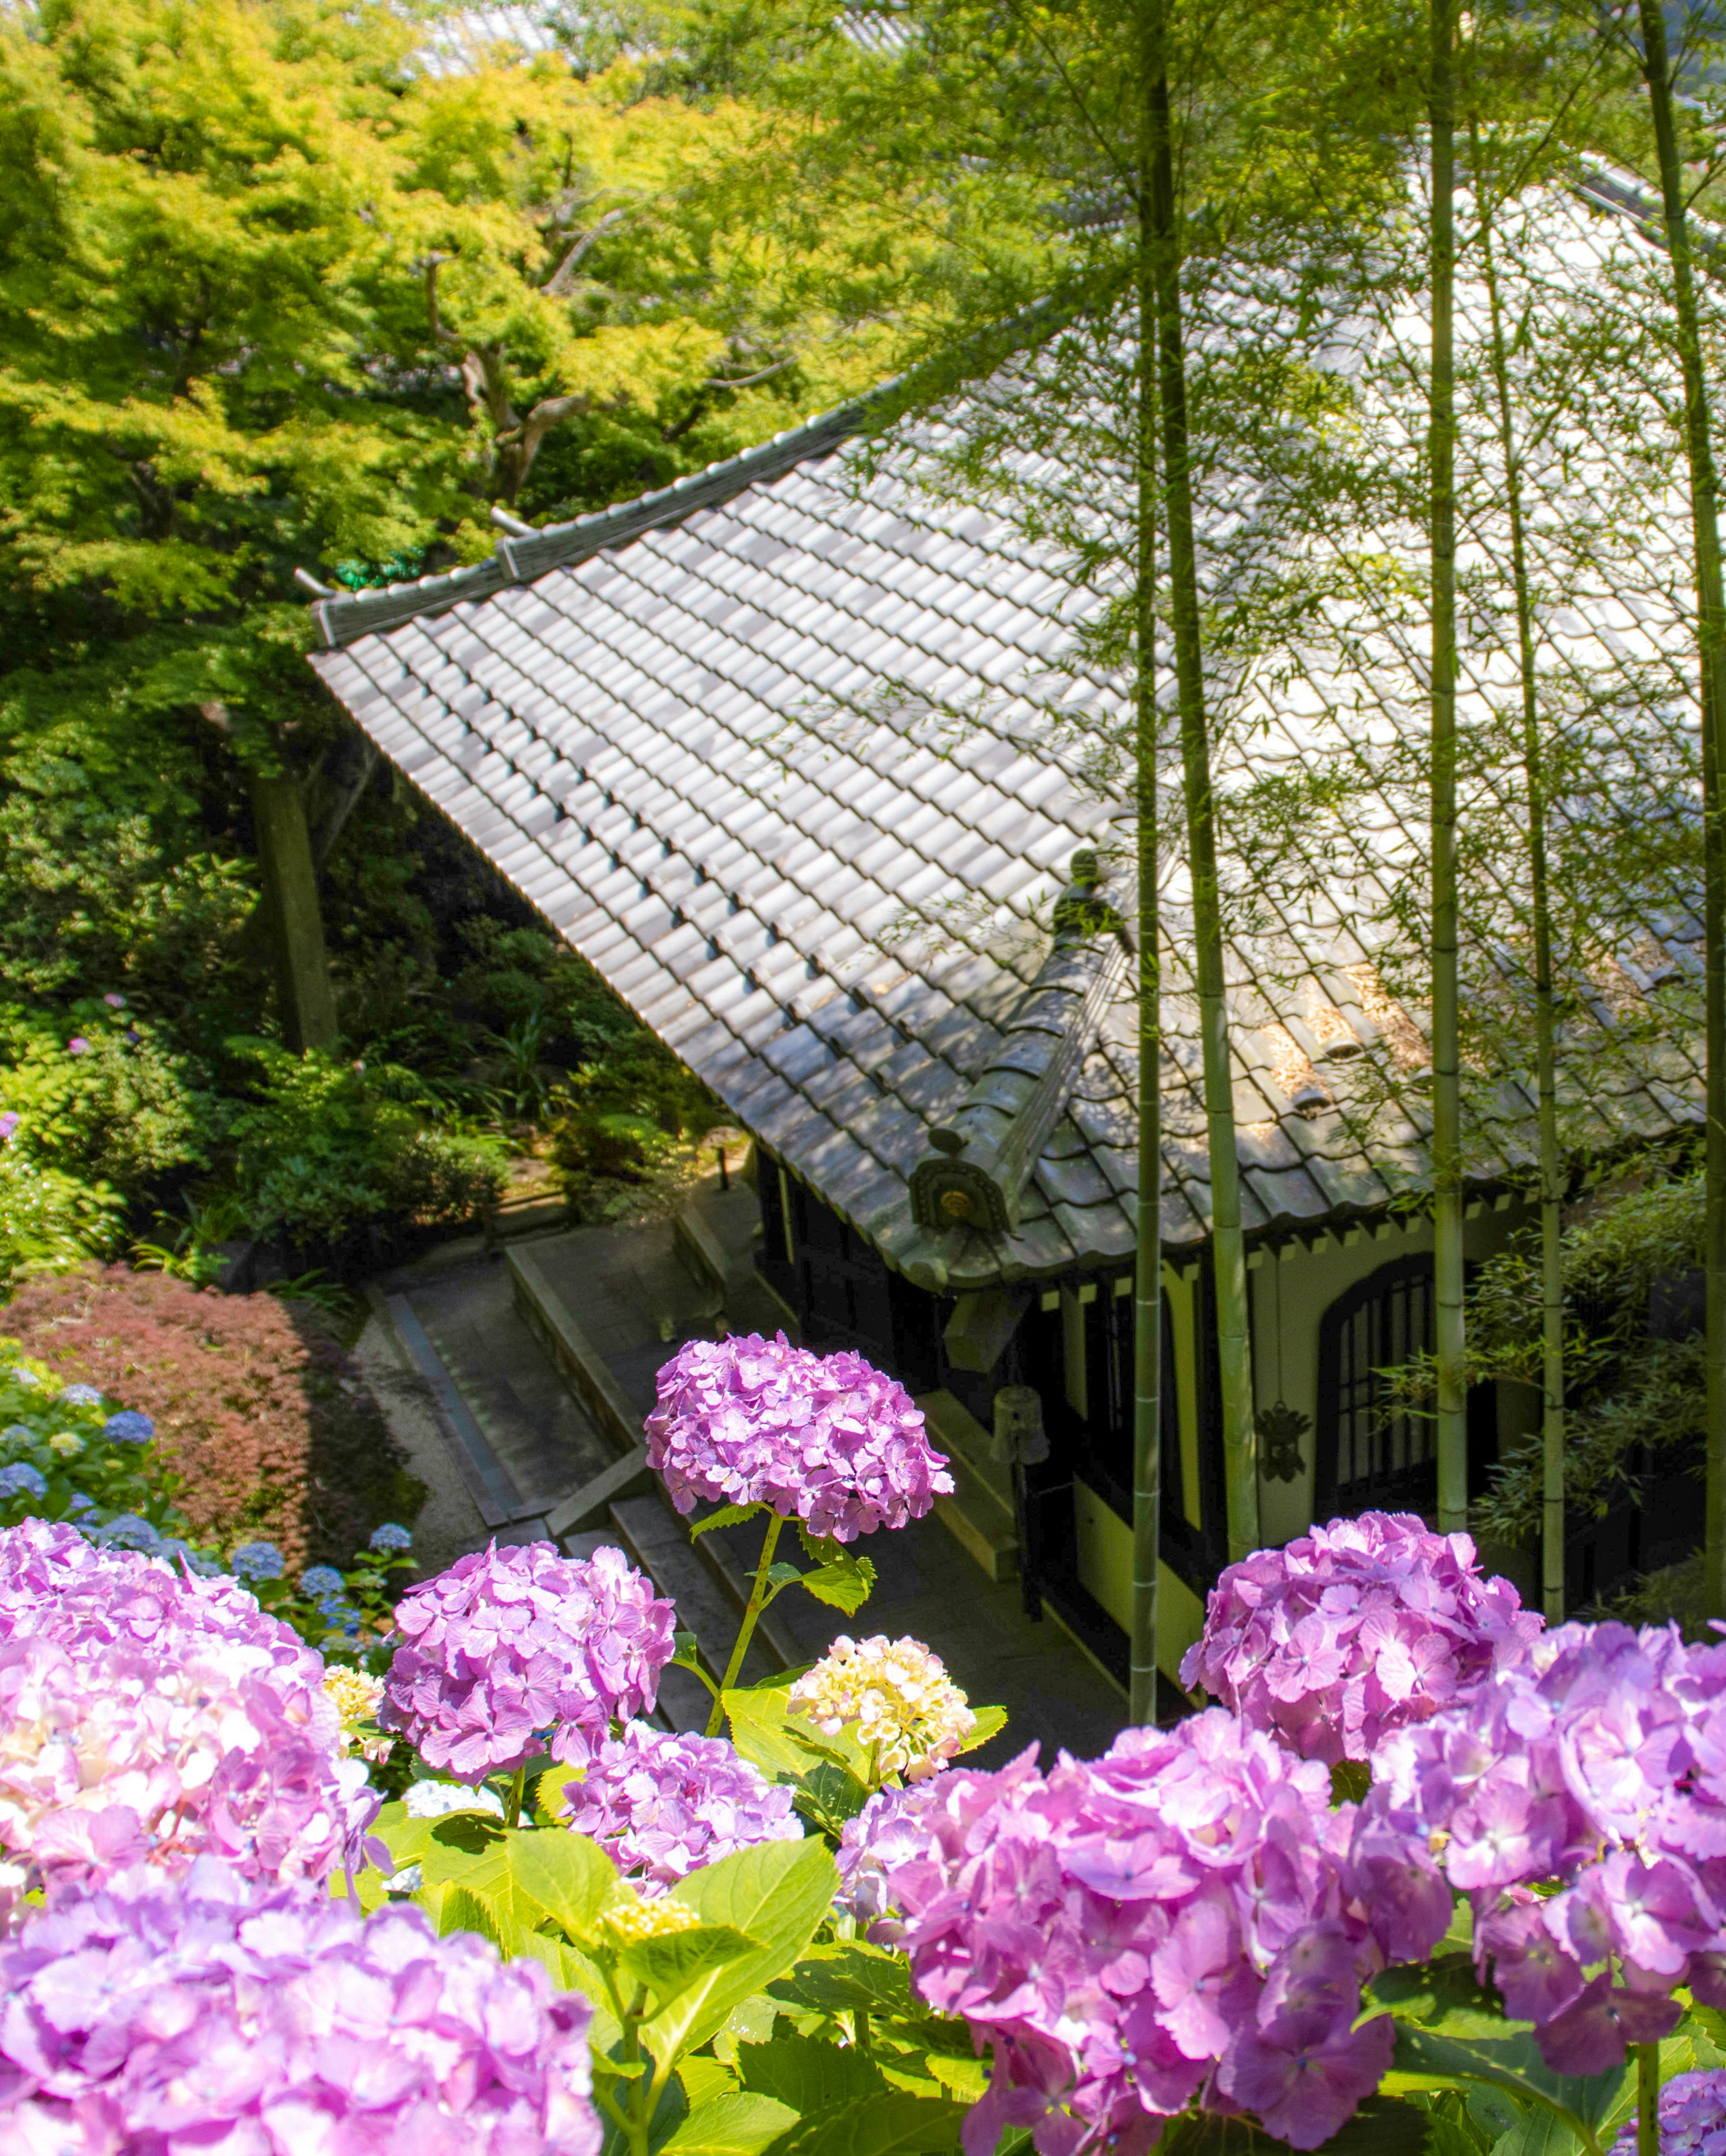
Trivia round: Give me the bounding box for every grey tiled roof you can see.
[309,171,1710,1291]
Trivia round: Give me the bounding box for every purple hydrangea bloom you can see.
[1355,1619,1726,2076]
[0,1858,600,2154]
[102,1410,154,1445]
[58,1384,104,1408]
[646,1333,954,1541]
[886,1712,1392,2156]
[1609,2071,1726,2156]
[102,991,126,1007]
[65,1036,89,1056]
[381,1540,675,1782]
[560,1724,802,1892]
[836,1777,943,1923]
[0,1111,17,1143]
[1180,1509,1541,1765]
[0,1464,46,1499]
[0,1521,374,1889]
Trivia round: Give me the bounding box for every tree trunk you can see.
[1131,29,1165,1722]
[1145,0,1258,1563]
[1429,0,1468,1532]
[250,769,340,1054]
[1474,142,1566,1619]
[1637,0,1726,1619]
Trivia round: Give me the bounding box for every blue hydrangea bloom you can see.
[65,1492,96,1514]
[8,1369,39,1388]
[300,1565,346,1598]
[59,1384,103,1407]
[320,1602,363,1637]
[96,1514,160,1550]
[0,1463,46,1498]
[103,1410,155,1445]
[230,1541,285,1582]
[1,1425,33,1445]
[369,1522,413,1551]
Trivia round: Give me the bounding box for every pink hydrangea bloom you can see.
[1180,1510,1541,1765]
[559,1724,801,1893]
[1355,1620,1726,2076]
[1609,2071,1726,2156]
[0,1522,373,1891]
[0,1517,317,1671]
[645,1333,953,1541]
[886,1712,1393,2156]
[0,1856,600,2154]
[381,1541,675,1782]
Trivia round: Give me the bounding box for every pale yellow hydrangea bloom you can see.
[604,1894,701,1944]
[47,1434,82,1459]
[787,1633,975,1783]
[321,1666,389,1761]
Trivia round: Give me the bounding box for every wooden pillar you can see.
[250,769,338,1053]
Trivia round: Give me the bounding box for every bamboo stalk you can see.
[1130,30,1164,1722]
[1634,0,1726,1620]
[1472,133,1566,1619]
[1144,0,1257,1563]
[1429,0,1468,1532]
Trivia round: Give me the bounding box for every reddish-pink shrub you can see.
[0,1267,416,1569]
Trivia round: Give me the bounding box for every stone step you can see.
[605,1494,778,1730]
[915,1389,1020,1584]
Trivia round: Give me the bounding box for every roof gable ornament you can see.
[909,851,1132,1237]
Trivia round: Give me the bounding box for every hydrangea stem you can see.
[506,1763,525,1829]
[706,1514,785,1735]
[1637,2043,1659,2156]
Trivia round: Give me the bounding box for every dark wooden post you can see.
[249,768,339,1053]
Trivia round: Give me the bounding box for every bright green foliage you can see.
[0,1156,124,1290]
[0,1002,210,1190]
[222,1038,510,1245]
[1399,1158,1708,1578]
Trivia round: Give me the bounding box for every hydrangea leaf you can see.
[690,1504,768,1540]
[738,2034,889,2112]
[617,1925,764,2013]
[504,1823,619,1942]
[766,1943,915,2019]
[757,2090,967,2156]
[1387,2026,1614,2156]
[647,1837,839,2065]
[954,1704,1006,1753]
[796,1555,876,1615]
[660,2094,799,2156]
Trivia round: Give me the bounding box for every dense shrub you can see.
[0,997,209,1189]
[0,1266,421,1569]
[223,1038,508,1249]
